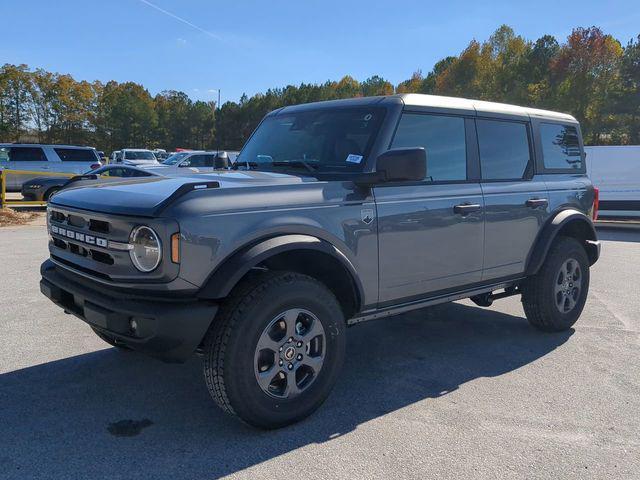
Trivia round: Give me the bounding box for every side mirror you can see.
[354,147,426,187]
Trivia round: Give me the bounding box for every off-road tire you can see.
[522,236,590,332]
[202,271,346,429]
[91,327,131,350]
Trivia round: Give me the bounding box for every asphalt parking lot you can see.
[1,223,639,480]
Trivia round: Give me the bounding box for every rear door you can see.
[476,118,550,281]
[375,112,484,305]
[3,146,49,190]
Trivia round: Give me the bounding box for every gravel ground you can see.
[0,224,638,480]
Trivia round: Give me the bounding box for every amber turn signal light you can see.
[171,233,180,263]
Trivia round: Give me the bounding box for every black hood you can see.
[49,171,309,217]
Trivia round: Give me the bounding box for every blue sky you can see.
[2,0,638,104]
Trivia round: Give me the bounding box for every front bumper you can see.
[40,259,218,362]
[20,186,42,201]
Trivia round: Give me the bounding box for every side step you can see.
[470,286,520,307]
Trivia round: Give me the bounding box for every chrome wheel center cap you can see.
[283,346,296,361]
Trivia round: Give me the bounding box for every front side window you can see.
[477,120,531,180]
[184,154,209,167]
[237,108,385,174]
[7,147,47,162]
[540,123,582,170]
[391,113,467,181]
[55,148,98,162]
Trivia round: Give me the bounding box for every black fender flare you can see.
[197,234,364,306]
[525,209,599,275]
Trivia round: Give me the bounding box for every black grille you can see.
[89,219,109,234]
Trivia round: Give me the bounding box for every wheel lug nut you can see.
[279,346,283,352]
[297,341,303,347]
[279,360,283,366]
[288,363,293,370]
[297,354,303,360]
[288,337,293,343]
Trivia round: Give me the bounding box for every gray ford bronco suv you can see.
[40,94,600,429]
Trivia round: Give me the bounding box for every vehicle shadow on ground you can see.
[0,303,572,479]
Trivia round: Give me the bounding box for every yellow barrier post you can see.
[1,169,6,209]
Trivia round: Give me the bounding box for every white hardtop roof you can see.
[400,93,577,121]
[122,148,154,152]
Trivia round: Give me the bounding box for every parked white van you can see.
[585,146,640,219]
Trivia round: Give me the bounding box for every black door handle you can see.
[453,203,481,215]
[526,198,548,208]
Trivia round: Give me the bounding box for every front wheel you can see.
[522,236,590,332]
[202,271,346,429]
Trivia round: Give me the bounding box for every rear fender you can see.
[525,209,599,275]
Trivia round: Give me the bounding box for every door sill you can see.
[348,277,524,326]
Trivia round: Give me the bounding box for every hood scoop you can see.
[153,181,220,215]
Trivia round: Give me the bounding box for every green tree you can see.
[0,64,32,141]
[616,35,640,143]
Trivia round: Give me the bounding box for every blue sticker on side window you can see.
[346,154,363,164]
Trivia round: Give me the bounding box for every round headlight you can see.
[129,226,162,272]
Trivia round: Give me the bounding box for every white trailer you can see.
[585,146,640,219]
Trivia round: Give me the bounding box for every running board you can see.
[348,279,524,326]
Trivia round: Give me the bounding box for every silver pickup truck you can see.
[40,94,600,429]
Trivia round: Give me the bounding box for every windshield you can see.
[236,107,385,174]
[163,152,190,165]
[124,151,156,161]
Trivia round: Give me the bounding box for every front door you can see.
[375,112,484,306]
[3,146,49,190]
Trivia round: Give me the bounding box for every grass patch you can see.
[0,208,41,227]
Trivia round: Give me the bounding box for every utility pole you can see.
[211,88,221,153]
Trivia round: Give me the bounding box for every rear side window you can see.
[477,120,531,180]
[391,113,467,181]
[55,148,98,162]
[7,147,47,161]
[540,123,582,170]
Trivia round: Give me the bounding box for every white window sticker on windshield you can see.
[346,154,363,164]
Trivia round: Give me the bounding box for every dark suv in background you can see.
[40,94,600,428]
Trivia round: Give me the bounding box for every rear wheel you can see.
[522,236,590,332]
[202,271,346,429]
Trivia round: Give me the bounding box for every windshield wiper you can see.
[271,160,318,174]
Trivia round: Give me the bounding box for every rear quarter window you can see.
[540,123,583,170]
[55,148,98,162]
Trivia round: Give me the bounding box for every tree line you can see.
[1,25,638,153]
